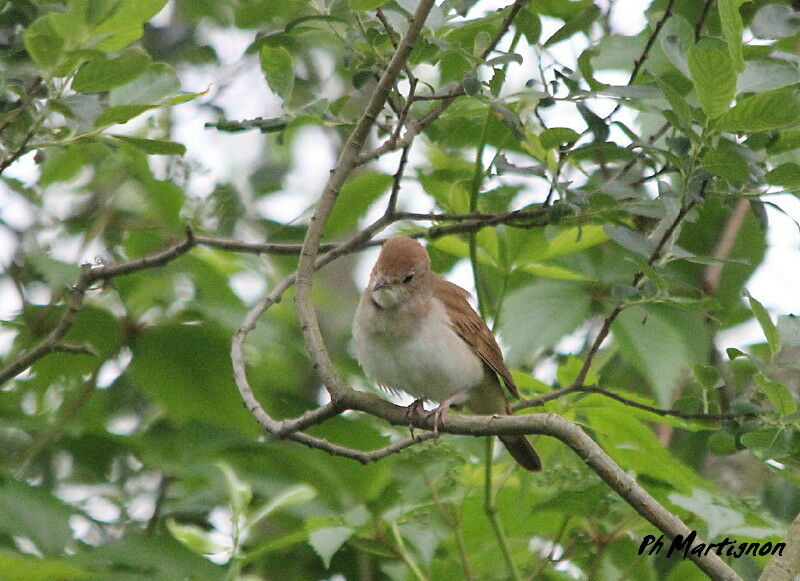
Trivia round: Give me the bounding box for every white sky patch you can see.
[229,271,267,304]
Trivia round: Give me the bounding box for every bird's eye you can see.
[402,274,414,284]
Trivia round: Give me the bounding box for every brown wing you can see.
[433,276,519,398]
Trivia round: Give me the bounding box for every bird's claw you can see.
[429,405,448,436]
[405,398,426,437]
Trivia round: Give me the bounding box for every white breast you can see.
[352,296,486,403]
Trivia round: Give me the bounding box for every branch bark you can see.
[293,0,439,402]
[334,390,741,581]
[758,511,800,581]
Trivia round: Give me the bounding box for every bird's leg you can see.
[405,398,427,436]
[429,392,467,435]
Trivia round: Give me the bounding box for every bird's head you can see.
[368,236,432,309]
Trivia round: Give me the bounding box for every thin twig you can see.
[513,384,736,420]
[388,143,412,215]
[603,0,676,122]
[694,0,715,41]
[484,437,522,581]
[0,202,561,389]
[358,0,529,164]
[0,230,196,386]
[0,77,44,137]
[376,7,416,85]
[569,181,706,389]
[422,470,475,581]
[0,128,36,174]
[147,475,175,535]
[14,366,103,476]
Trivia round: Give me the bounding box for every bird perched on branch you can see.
[352,235,541,471]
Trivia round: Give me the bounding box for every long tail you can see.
[499,435,541,472]
[465,380,543,472]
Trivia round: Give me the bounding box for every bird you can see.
[352,235,541,471]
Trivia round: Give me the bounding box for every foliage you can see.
[1,0,799,580]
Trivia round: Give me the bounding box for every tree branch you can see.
[701,197,749,295]
[758,510,800,581]
[333,390,741,581]
[293,0,438,403]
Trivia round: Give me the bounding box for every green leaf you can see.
[308,526,354,568]
[740,428,793,459]
[755,374,797,414]
[489,103,526,140]
[167,520,228,555]
[0,476,73,555]
[39,146,89,185]
[485,53,523,67]
[577,46,608,91]
[716,87,800,132]
[614,305,709,407]
[577,103,609,142]
[73,47,151,92]
[687,37,736,119]
[72,531,222,578]
[23,15,64,71]
[751,4,800,39]
[516,7,541,45]
[717,0,746,73]
[584,407,700,490]
[109,62,181,106]
[778,314,800,348]
[110,135,187,155]
[95,104,156,126]
[91,0,169,50]
[512,224,608,263]
[726,347,748,360]
[128,323,258,431]
[284,15,350,33]
[661,33,690,78]
[325,171,392,237]
[702,149,749,184]
[260,46,294,104]
[692,364,721,389]
[517,263,591,281]
[708,432,738,455]
[543,3,600,47]
[248,484,316,531]
[216,462,253,518]
[603,224,655,257]
[0,551,91,581]
[28,254,81,289]
[557,354,598,386]
[462,74,482,96]
[539,127,580,149]
[736,60,800,94]
[765,162,800,187]
[349,0,389,9]
[501,280,591,366]
[748,294,780,357]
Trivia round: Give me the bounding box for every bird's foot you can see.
[405,398,427,437]
[429,394,462,435]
